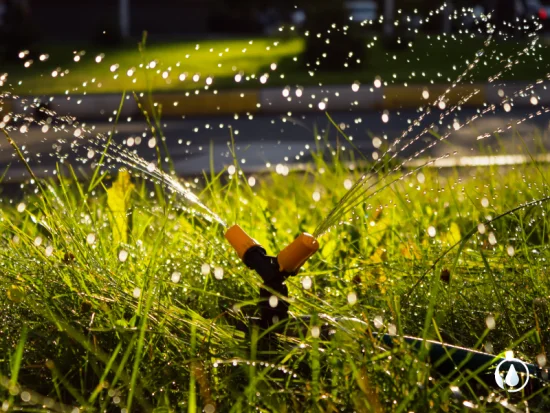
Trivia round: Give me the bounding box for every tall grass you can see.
[0,123,549,411]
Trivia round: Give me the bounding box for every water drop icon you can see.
[494,357,530,392]
[505,364,520,387]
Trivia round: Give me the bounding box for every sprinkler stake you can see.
[225,225,319,329]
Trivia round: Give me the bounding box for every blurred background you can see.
[2,0,550,180]
[0,0,548,62]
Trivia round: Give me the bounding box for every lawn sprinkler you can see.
[225,224,319,330]
[224,224,549,400]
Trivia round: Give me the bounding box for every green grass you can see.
[0,120,549,411]
[3,32,550,96]
[1,20,550,410]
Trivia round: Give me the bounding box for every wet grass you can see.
[0,126,549,411]
[4,34,550,96]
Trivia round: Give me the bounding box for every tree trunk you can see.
[119,0,130,39]
[383,0,395,37]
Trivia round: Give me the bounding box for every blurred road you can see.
[1,107,550,181]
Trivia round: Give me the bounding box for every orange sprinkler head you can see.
[225,224,261,260]
[277,233,319,274]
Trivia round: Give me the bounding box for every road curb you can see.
[2,82,548,119]
[379,84,486,109]
[148,90,259,117]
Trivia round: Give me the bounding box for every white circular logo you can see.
[494,357,530,392]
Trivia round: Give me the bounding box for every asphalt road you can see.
[1,107,550,182]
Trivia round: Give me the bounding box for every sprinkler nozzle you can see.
[277,233,319,273]
[225,224,261,259]
[225,225,319,329]
[225,225,319,273]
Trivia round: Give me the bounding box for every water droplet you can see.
[248,176,256,187]
[477,223,486,234]
[373,315,384,329]
[17,203,26,213]
[214,267,224,280]
[312,191,321,202]
[201,263,211,275]
[347,291,357,305]
[34,236,42,247]
[302,276,312,289]
[45,245,54,257]
[352,81,361,92]
[311,326,320,338]
[133,287,141,298]
[486,315,496,330]
[227,165,236,175]
[119,250,128,262]
[427,226,436,237]
[481,197,489,208]
[488,232,497,245]
[171,271,181,283]
[87,233,96,245]
[507,245,515,257]
[388,324,397,335]
[537,353,547,367]
[269,295,278,308]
